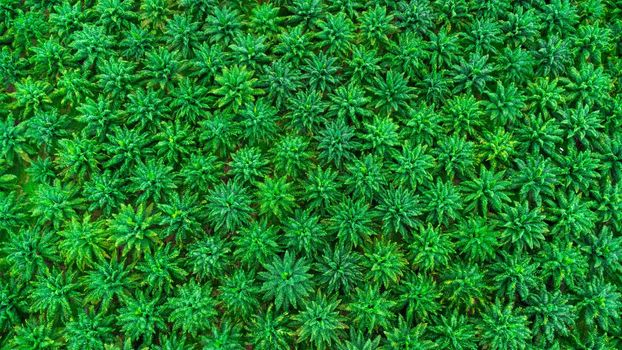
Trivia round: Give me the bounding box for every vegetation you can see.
[1,0,621,348]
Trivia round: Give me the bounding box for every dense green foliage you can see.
[1,0,622,348]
